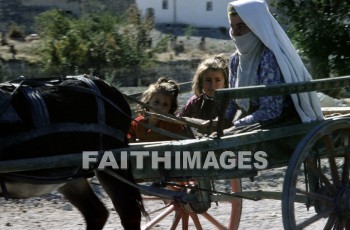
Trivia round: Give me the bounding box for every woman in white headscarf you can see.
[224,0,324,131]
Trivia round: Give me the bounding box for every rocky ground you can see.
[0,166,328,229]
[0,168,288,230]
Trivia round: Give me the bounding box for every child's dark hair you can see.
[140,77,180,114]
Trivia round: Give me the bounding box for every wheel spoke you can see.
[323,213,336,230]
[181,212,189,230]
[188,212,203,230]
[323,135,341,188]
[297,207,335,229]
[143,204,175,230]
[170,206,183,230]
[346,218,350,229]
[296,188,334,203]
[229,179,242,230]
[333,218,344,230]
[229,200,242,229]
[333,222,339,230]
[306,158,337,195]
[144,179,241,229]
[201,212,227,229]
[342,154,350,186]
[230,179,241,191]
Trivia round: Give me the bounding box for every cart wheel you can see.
[143,178,242,230]
[282,118,350,229]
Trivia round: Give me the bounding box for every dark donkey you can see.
[0,75,145,229]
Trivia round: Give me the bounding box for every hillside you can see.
[0,27,235,83]
[0,28,235,62]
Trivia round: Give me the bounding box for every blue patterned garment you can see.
[225,47,292,127]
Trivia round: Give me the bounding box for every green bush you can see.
[184,25,197,40]
[7,23,25,40]
[34,7,168,78]
[273,0,350,78]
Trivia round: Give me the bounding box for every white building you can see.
[135,0,232,28]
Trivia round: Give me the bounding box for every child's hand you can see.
[182,117,217,135]
[201,117,218,127]
[209,126,236,138]
[182,117,217,127]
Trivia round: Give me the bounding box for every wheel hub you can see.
[314,184,350,218]
[180,181,211,214]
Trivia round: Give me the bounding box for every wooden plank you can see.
[0,119,325,170]
[126,81,192,99]
[0,116,348,181]
[214,75,350,100]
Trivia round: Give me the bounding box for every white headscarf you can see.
[228,0,324,122]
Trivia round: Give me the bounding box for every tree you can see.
[34,7,164,78]
[272,0,350,79]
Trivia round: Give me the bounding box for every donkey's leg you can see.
[95,170,142,230]
[58,178,108,230]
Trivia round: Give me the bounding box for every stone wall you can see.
[0,0,135,34]
[0,59,200,86]
[112,59,201,87]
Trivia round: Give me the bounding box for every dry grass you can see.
[0,38,42,64]
[0,30,234,64]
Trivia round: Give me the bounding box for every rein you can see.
[0,170,94,184]
[122,93,218,139]
[123,93,204,130]
[71,75,106,151]
[60,85,191,140]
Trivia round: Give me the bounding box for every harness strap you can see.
[70,75,105,125]
[0,123,125,151]
[0,180,10,200]
[0,170,94,184]
[70,76,107,150]
[19,85,50,127]
[0,90,21,123]
[57,86,191,140]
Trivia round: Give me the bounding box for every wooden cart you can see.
[1,76,350,229]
